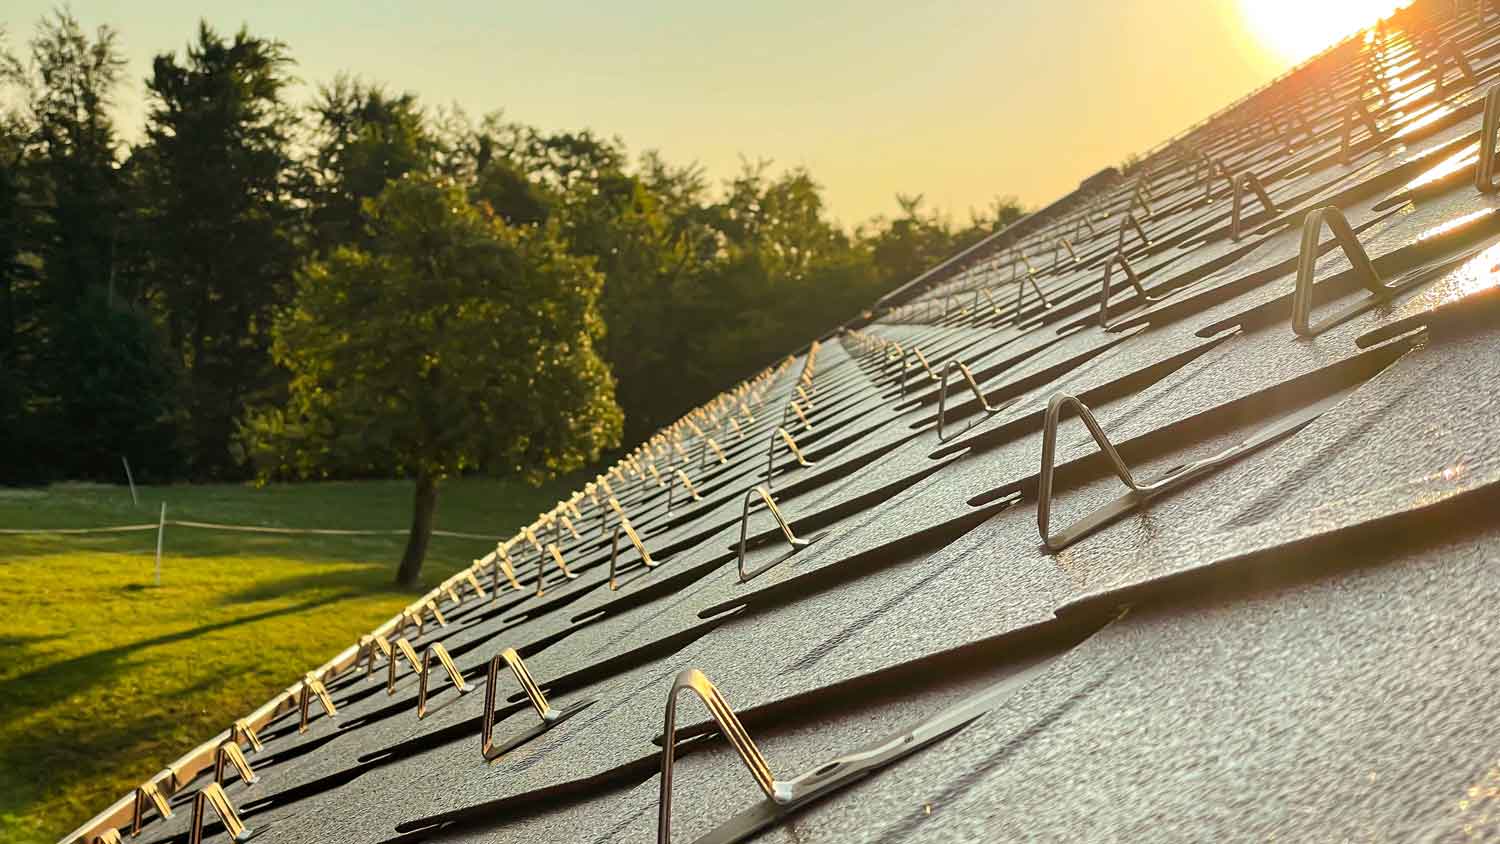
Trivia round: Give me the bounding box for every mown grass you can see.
[0,476,574,844]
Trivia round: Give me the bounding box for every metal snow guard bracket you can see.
[656,668,989,844]
[735,486,829,582]
[1036,392,1336,551]
[481,647,596,761]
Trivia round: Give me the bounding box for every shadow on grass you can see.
[218,557,473,606]
[0,632,68,650]
[0,670,234,843]
[0,526,492,568]
[221,567,412,605]
[0,591,365,711]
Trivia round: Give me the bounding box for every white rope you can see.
[0,520,499,540]
[0,524,156,535]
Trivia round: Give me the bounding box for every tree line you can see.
[0,10,1023,490]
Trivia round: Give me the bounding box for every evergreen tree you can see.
[25,11,124,312]
[0,27,41,482]
[306,76,434,255]
[134,23,301,477]
[2,11,179,480]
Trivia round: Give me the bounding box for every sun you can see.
[1239,0,1412,62]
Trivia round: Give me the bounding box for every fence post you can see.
[122,457,139,508]
[154,503,166,586]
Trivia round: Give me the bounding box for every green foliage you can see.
[49,290,181,479]
[545,136,692,442]
[471,155,552,226]
[861,192,1025,288]
[244,175,621,581]
[21,11,125,310]
[0,12,181,482]
[249,174,621,483]
[0,30,39,483]
[132,23,302,478]
[306,76,436,254]
[0,12,1029,491]
[681,164,881,412]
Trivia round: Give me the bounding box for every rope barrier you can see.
[0,524,156,535]
[0,521,499,540]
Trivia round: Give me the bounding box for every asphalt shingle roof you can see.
[67,2,1500,841]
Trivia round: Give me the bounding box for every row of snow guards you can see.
[67,1,1500,842]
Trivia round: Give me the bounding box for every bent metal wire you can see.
[1035,392,1340,551]
[735,486,829,582]
[481,648,596,762]
[656,668,992,844]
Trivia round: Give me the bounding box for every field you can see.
[0,477,574,844]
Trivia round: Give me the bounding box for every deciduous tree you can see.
[246,175,621,586]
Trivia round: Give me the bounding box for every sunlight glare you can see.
[1239,0,1412,62]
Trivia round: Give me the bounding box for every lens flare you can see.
[1239,0,1412,62]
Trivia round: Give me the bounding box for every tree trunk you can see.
[396,473,439,587]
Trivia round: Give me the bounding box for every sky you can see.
[2,0,1405,227]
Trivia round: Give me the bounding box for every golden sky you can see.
[6,0,1409,224]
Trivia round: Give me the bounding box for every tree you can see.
[470,155,551,227]
[133,23,302,476]
[306,76,435,255]
[543,135,681,443]
[0,26,42,482]
[692,163,877,392]
[0,11,181,480]
[861,192,1027,292]
[246,175,621,586]
[22,10,125,310]
[973,194,1027,234]
[48,288,180,479]
[428,110,545,226]
[0,9,1030,485]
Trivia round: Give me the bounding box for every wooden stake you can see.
[121,457,139,507]
[153,503,165,586]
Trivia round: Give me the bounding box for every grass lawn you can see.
[0,476,575,844]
